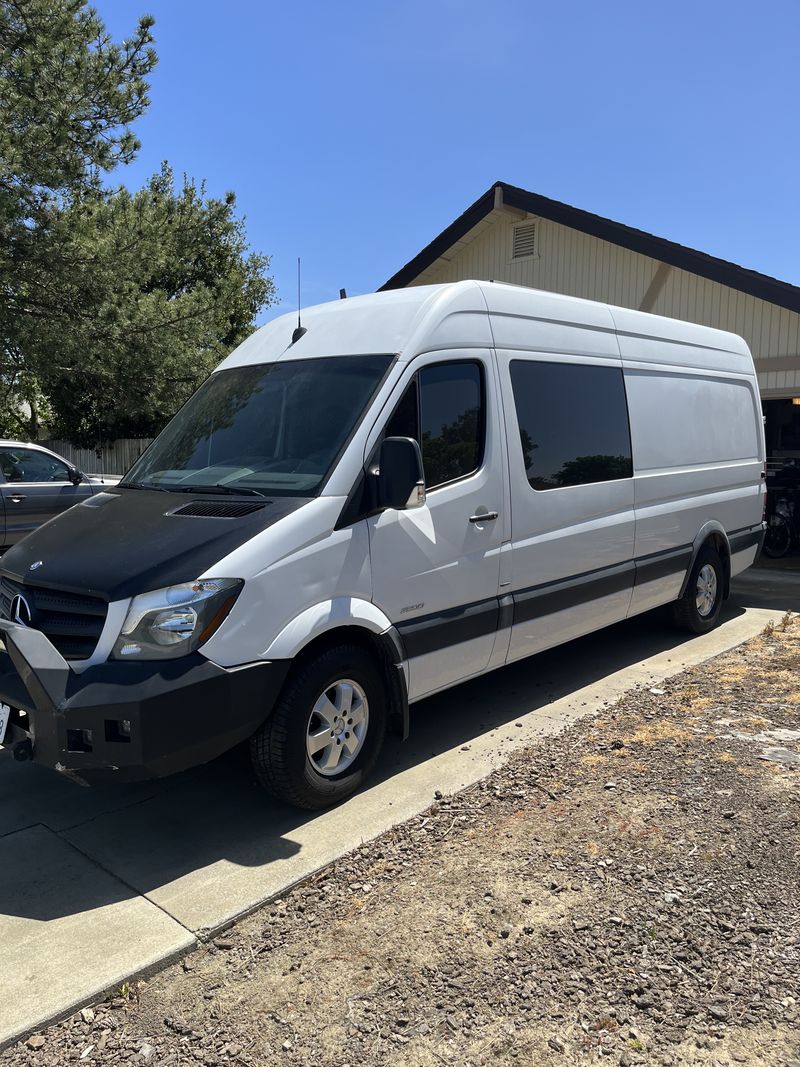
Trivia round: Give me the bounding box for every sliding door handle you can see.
[468,510,498,524]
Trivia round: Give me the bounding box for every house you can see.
[380,181,800,465]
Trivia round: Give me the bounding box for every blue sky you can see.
[103,0,800,322]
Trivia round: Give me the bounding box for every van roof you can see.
[218,280,751,371]
[218,282,487,369]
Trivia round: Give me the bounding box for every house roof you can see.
[379,181,800,315]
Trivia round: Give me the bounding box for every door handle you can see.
[468,510,498,524]
[9,495,25,503]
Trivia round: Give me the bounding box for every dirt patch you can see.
[6,620,800,1067]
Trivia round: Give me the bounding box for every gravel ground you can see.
[7,616,800,1067]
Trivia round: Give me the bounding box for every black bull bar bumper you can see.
[0,620,289,784]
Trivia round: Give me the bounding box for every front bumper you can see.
[0,621,289,784]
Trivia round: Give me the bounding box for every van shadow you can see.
[0,603,746,924]
[731,565,800,613]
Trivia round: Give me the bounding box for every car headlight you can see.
[112,579,243,660]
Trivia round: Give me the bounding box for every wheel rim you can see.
[695,563,718,618]
[306,679,369,777]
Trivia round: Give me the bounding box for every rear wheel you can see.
[672,544,724,634]
[250,644,387,810]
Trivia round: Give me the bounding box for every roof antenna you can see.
[292,257,307,344]
[339,288,347,300]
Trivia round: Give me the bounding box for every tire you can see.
[672,544,724,635]
[249,644,387,810]
[763,516,791,559]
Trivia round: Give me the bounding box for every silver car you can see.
[0,441,115,550]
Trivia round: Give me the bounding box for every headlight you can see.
[112,579,243,660]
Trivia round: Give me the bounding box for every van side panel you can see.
[607,305,764,617]
[624,366,763,614]
[626,370,760,472]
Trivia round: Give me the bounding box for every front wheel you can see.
[672,545,724,634]
[250,644,387,810]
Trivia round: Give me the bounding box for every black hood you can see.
[0,490,311,601]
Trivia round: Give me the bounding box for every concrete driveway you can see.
[0,574,794,1047]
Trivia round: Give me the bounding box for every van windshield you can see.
[124,355,393,496]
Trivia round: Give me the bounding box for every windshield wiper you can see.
[118,481,169,492]
[170,484,269,498]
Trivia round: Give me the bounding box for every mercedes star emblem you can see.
[10,594,32,627]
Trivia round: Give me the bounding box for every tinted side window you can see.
[385,363,485,489]
[510,361,632,491]
[0,451,16,481]
[0,448,71,483]
[384,378,418,441]
[420,363,484,488]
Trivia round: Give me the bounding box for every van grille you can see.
[0,575,108,661]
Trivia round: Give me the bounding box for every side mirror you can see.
[68,467,83,486]
[376,437,426,511]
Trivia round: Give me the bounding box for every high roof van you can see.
[0,281,765,807]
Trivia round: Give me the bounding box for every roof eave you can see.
[379,185,499,292]
[380,181,800,316]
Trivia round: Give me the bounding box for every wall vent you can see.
[512,221,537,260]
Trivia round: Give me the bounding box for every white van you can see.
[0,281,765,807]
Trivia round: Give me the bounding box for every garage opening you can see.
[763,397,800,563]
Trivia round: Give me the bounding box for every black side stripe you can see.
[729,524,764,554]
[394,529,760,660]
[498,593,514,632]
[396,543,692,659]
[634,545,692,586]
[397,598,499,659]
[512,561,634,626]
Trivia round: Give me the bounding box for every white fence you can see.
[41,439,154,478]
